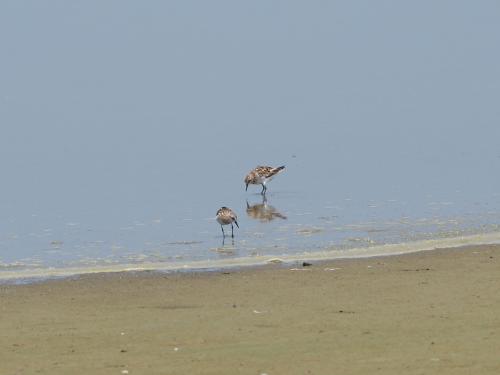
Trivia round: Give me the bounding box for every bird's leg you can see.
[261,184,266,195]
[221,225,225,237]
[231,223,234,238]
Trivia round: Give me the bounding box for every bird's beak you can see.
[234,220,239,228]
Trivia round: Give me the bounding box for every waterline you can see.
[2,231,500,284]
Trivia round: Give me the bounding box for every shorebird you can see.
[244,165,285,194]
[216,206,239,238]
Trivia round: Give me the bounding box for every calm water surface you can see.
[1,1,499,279]
[1,126,499,278]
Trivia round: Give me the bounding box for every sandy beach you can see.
[1,244,500,374]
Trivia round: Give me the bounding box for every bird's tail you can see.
[268,165,285,178]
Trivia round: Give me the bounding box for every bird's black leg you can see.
[221,225,225,237]
[261,184,266,195]
[231,223,234,238]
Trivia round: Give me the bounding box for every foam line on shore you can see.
[2,231,500,283]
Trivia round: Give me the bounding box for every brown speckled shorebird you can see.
[244,165,285,194]
[216,206,239,238]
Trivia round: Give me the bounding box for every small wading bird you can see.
[244,165,285,194]
[216,206,239,238]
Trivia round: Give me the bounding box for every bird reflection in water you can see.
[246,195,287,222]
[213,236,236,255]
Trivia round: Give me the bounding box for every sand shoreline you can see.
[2,244,500,374]
[3,231,500,284]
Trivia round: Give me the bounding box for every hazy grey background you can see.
[1,1,499,270]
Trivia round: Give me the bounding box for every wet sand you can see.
[1,244,500,375]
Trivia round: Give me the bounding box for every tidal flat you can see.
[1,244,500,374]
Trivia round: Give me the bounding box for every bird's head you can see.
[244,175,251,191]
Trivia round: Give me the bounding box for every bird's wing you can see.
[255,166,273,177]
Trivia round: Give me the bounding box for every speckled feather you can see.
[244,165,285,185]
[216,206,239,226]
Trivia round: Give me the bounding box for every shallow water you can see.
[1,2,499,280]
